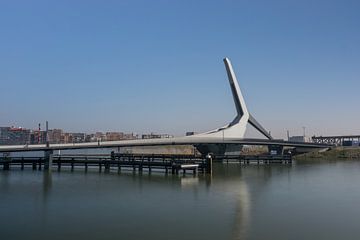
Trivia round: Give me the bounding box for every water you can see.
[1,159,360,240]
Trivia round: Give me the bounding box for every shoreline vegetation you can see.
[294,147,360,160]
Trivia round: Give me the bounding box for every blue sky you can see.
[0,0,359,138]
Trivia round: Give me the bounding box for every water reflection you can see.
[211,164,251,240]
[232,181,250,240]
[42,171,52,198]
[2,160,360,240]
[180,177,199,188]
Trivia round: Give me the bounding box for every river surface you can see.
[1,159,360,240]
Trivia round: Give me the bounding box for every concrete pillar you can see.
[44,150,53,171]
[71,158,75,171]
[205,154,213,175]
[105,161,110,173]
[38,159,42,170]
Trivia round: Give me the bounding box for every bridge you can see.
[0,137,328,153]
[0,58,330,156]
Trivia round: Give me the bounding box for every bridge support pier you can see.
[205,154,213,175]
[104,160,110,173]
[44,150,53,171]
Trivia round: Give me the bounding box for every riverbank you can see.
[294,147,360,160]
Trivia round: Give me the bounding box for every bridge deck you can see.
[0,137,330,153]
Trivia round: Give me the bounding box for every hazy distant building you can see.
[95,132,106,141]
[30,130,47,144]
[106,132,124,141]
[48,129,63,144]
[289,136,307,143]
[0,127,30,145]
[61,133,73,143]
[85,134,96,142]
[0,127,10,144]
[71,133,85,143]
[123,133,137,140]
[142,133,173,139]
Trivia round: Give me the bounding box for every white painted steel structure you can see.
[193,58,271,140]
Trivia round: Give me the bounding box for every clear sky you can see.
[0,0,359,139]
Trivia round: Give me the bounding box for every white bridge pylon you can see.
[193,58,273,140]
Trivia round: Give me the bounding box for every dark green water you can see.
[1,160,360,240]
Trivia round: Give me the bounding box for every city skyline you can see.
[0,125,174,145]
[1,1,360,139]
